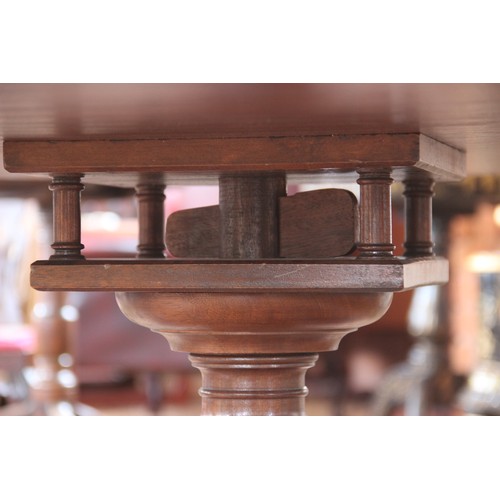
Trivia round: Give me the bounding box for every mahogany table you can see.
[3,83,490,416]
[3,134,463,415]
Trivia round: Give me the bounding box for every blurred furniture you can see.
[0,324,34,408]
[74,291,192,412]
[458,268,500,415]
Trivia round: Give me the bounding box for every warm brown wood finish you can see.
[3,133,465,185]
[115,291,394,354]
[403,176,435,257]
[166,188,357,259]
[30,257,449,293]
[0,84,497,176]
[135,183,166,258]
[279,189,357,258]
[219,174,286,259]
[49,175,85,260]
[116,288,394,416]
[357,168,395,257]
[1,84,476,415]
[189,354,318,416]
[166,205,220,258]
[197,173,309,415]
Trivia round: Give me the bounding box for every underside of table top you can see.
[4,133,464,187]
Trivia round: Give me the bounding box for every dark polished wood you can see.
[0,83,497,175]
[30,257,449,293]
[1,83,476,415]
[219,174,285,259]
[135,183,166,258]
[403,176,435,257]
[115,291,394,354]
[49,175,85,260]
[3,133,464,185]
[189,354,318,416]
[116,289,393,416]
[279,189,357,258]
[357,168,395,257]
[166,188,357,259]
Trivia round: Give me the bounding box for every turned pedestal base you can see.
[190,354,318,416]
[116,290,393,416]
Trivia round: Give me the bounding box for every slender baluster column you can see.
[49,175,85,260]
[403,176,435,257]
[135,184,166,258]
[356,168,395,258]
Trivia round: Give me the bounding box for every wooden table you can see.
[3,83,491,415]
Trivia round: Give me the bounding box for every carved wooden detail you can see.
[49,175,85,260]
[3,133,465,415]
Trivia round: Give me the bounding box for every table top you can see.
[1,83,499,184]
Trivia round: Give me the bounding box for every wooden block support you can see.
[165,188,357,258]
[279,189,357,258]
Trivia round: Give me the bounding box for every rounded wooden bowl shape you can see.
[115,291,393,354]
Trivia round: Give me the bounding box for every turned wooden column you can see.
[49,175,85,260]
[403,176,435,257]
[357,168,395,257]
[135,183,166,258]
[193,173,323,416]
[190,354,318,416]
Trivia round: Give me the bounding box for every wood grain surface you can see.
[166,188,357,258]
[30,257,449,292]
[3,133,465,185]
[0,83,496,175]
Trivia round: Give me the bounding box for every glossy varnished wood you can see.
[357,168,395,257]
[29,257,449,292]
[0,83,497,175]
[49,175,85,260]
[3,134,465,185]
[1,83,473,415]
[189,354,319,416]
[403,176,435,257]
[135,183,166,258]
[115,291,394,354]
